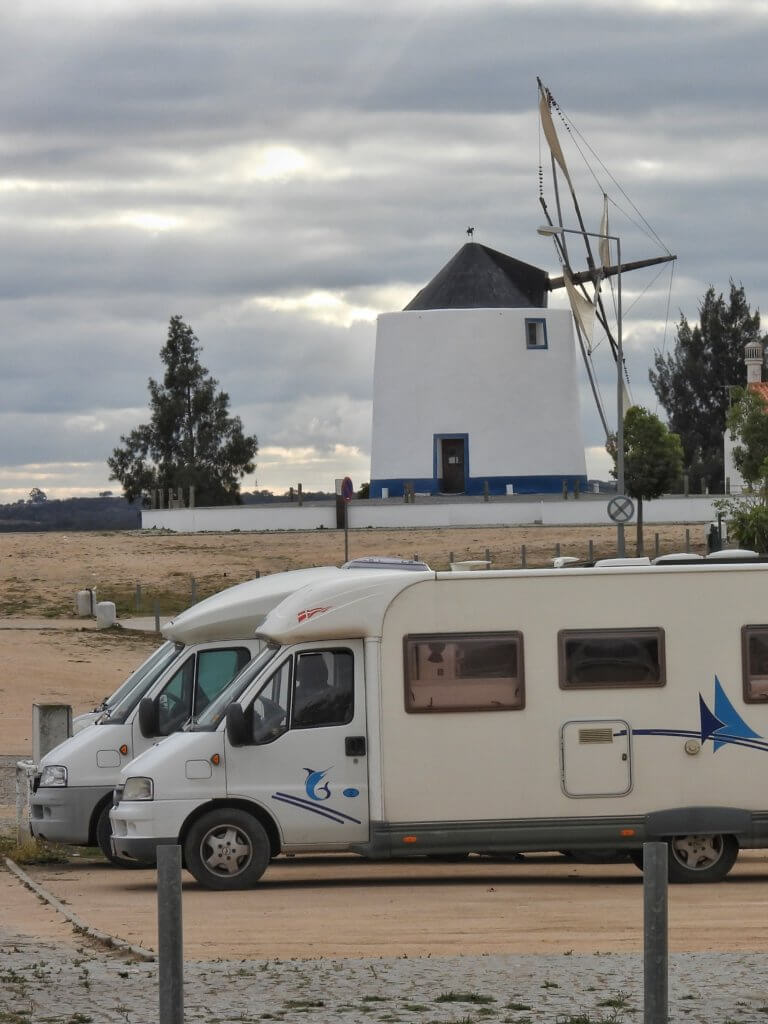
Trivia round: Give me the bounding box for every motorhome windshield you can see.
[99,641,178,712]
[102,642,184,724]
[191,644,280,732]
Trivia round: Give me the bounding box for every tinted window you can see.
[292,650,354,728]
[559,629,665,689]
[404,633,524,712]
[742,626,768,702]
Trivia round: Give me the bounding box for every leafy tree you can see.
[606,406,683,554]
[649,282,765,491]
[108,316,258,505]
[28,487,47,504]
[725,386,768,487]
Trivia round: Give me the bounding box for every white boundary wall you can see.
[142,495,721,533]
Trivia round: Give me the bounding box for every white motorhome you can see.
[30,566,350,863]
[111,558,768,888]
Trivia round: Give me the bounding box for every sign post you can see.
[341,476,354,562]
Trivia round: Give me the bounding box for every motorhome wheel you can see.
[185,808,270,890]
[667,833,738,883]
[96,802,152,868]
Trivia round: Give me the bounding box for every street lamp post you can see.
[537,223,626,557]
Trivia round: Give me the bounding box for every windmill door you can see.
[440,438,466,493]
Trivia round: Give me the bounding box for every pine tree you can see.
[649,282,765,491]
[108,316,258,505]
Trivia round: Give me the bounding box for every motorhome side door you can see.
[226,640,369,846]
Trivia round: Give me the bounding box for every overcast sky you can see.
[2,0,767,500]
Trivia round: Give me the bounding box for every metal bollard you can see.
[643,842,668,1024]
[157,844,184,1024]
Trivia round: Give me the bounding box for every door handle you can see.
[345,736,366,757]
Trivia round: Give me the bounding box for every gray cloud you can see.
[1,0,767,497]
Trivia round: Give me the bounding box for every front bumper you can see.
[30,785,111,846]
[110,797,204,863]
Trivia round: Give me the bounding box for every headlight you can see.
[122,776,154,801]
[39,765,67,787]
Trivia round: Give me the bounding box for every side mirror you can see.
[225,703,249,747]
[138,696,158,738]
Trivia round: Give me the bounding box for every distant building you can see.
[724,338,767,493]
[369,242,587,498]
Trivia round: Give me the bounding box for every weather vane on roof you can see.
[466,226,474,239]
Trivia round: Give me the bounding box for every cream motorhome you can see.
[30,566,354,863]
[111,559,768,887]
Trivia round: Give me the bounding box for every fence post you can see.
[483,480,489,502]
[484,548,490,564]
[685,528,690,552]
[655,533,660,559]
[298,483,303,507]
[190,577,197,605]
[135,583,142,612]
[157,844,184,1024]
[588,539,594,562]
[154,601,161,634]
[643,841,668,1024]
[521,544,527,569]
[555,542,561,558]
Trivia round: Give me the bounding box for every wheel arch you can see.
[179,799,281,859]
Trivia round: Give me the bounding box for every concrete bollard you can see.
[643,842,668,1024]
[96,601,116,629]
[157,844,184,1024]
[33,704,72,765]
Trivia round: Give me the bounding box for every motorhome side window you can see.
[404,633,524,712]
[251,659,292,744]
[559,629,665,689]
[157,647,251,735]
[292,650,354,729]
[742,626,768,702]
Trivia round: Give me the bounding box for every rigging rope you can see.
[549,97,671,255]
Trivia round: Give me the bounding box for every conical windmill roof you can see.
[404,242,548,311]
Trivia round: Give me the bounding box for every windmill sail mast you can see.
[536,77,676,440]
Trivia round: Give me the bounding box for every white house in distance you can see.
[724,338,768,493]
[369,241,588,498]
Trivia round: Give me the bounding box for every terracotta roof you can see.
[748,381,768,403]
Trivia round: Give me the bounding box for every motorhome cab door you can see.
[225,640,369,847]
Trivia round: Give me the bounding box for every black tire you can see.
[667,833,738,883]
[184,808,270,890]
[96,802,154,869]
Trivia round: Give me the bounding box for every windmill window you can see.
[742,626,768,702]
[525,318,548,349]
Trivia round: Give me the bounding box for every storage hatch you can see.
[560,719,632,797]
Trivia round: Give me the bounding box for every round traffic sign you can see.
[607,494,635,523]
[341,476,354,502]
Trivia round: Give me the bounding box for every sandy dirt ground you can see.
[15,850,768,959]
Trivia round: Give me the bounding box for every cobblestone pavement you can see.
[3,931,768,1024]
